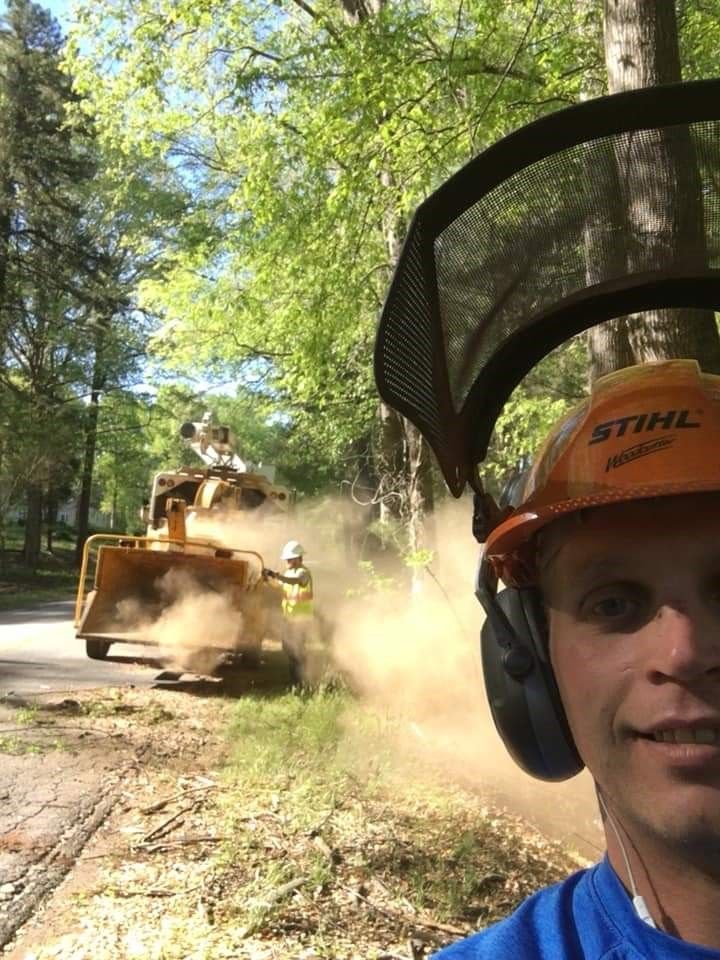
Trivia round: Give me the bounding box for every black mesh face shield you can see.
[374,79,720,496]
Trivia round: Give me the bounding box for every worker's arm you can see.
[264,567,309,585]
[274,568,310,586]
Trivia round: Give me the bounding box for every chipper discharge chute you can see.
[75,533,267,665]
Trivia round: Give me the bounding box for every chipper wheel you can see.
[86,638,111,660]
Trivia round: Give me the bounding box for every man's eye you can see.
[580,584,647,626]
[590,596,634,619]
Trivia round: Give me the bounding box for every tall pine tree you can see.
[0,0,95,568]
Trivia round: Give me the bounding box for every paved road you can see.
[0,600,171,696]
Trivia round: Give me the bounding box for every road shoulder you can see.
[3,683,581,960]
[1,685,233,957]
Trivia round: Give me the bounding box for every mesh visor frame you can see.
[374,79,720,497]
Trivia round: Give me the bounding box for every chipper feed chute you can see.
[75,536,267,663]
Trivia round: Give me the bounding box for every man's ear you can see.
[480,586,583,782]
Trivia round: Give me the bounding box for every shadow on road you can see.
[0,657,94,683]
[104,652,165,669]
[151,648,307,700]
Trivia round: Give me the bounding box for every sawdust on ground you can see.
[1,666,584,960]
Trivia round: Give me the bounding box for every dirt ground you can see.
[0,647,581,960]
[0,672,238,958]
[0,709,135,947]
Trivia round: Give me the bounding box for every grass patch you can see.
[14,705,41,726]
[0,734,65,755]
[206,690,577,955]
[19,688,580,960]
[80,698,175,724]
[227,688,347,782]
[0,534,81,609]
[0,564,78,610]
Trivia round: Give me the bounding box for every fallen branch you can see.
[236,811,283,823]
[140,783,217,815]
[0,725,113,737]
[137,835,228,853]
[257,875,308,908]
[112,888,176,898]
[312,833,340,865]
[307,794,337,835]
[108,883,203,899]
[338,882,468,938]
[141,803,198,844]
[373,874,417,916]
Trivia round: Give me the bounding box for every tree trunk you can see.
[0,179,10,330]
[74,387,100,565]
[605,0,681,90]
[23,483,42,570]
[577,23,636,382]
[404,419,434,555]
[110,481,117,531]
[45,489,57,552]
[75,318,109,565]
[376,400,404,527]
[603,0,720,373]
[403,418,435,594]
[0,434,6,572]
[340,0,434,564]
[588,319,634,380]
[0,173,13,401]
[342,433,377,562]
[583,140,634,379]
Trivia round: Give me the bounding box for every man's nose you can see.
[645,604,720,684]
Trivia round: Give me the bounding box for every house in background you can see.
[7,499,112,529]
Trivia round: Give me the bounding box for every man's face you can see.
[541,495,720,860]
[286,556,301,569]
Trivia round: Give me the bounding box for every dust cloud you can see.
[105,492,601,856]
[114,568,245,674]
[103,496,351,673]
[324,498,602,861]
[181,493,601,859]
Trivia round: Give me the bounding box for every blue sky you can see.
[40,0,70,23]
[1,0,73,27]
[41,0,72,25]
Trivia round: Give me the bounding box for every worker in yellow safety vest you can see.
[263,540,314,684]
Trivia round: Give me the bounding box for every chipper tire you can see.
[86,638,111,660]
[242,647,262,669]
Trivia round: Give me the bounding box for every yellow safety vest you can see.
[282,566,314,617]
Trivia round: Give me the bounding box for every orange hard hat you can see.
[485,359,720,586]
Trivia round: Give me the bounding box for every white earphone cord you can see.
[596,790,656,929]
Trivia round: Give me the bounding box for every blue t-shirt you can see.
[432,857,720,959]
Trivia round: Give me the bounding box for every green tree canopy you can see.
[65,0,604,492]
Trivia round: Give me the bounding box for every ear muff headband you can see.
[476,555,583,781]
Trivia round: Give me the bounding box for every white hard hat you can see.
[281,539,304,560]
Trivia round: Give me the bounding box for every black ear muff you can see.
[477,566,583,781]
